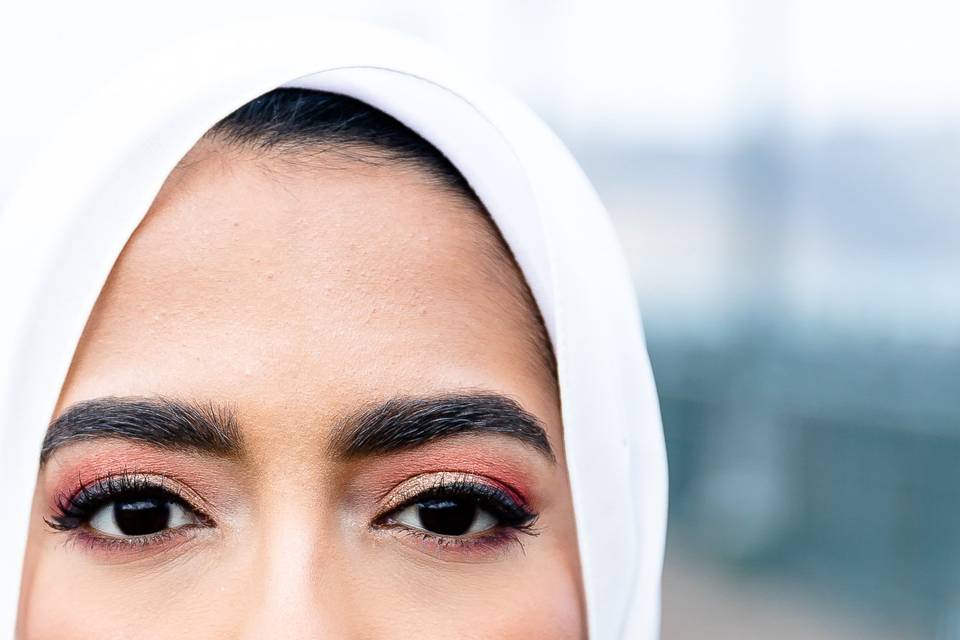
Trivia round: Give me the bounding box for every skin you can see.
[17,139,586,639]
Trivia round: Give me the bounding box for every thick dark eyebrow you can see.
[40,397,242,465]
[332,392,555,463]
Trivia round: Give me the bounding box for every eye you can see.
[88,496,201,538]
[391,497,499,537]
[377,473,538,544]
[46,474,211,544]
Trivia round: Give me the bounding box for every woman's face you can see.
[17,142,585,638]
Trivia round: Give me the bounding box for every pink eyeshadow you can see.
[41,441,240,511]
[345,439,545,508]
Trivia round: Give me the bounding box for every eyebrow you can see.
[40,397,242,465]
[40,392,555,465]
[332,393,555,463]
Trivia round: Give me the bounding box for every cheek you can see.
[20,552,584,640]
[428,573,582,639]
[439,570,583,640]
[334,541,584,639]
[19,552,249,640]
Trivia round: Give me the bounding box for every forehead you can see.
[57,143,560,439]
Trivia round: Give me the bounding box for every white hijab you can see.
[0,20,667,639]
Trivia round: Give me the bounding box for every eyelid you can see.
[47,472,214,532]
[375,471,530,520]
[371,471,542,561]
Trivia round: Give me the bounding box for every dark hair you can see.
[206,88,475,201]
[204,88,556,384]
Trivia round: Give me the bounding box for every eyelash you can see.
[46,474,210,543]
[376,477,540,549]
[45,473,539,554]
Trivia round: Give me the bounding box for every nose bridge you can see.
[235,488,352,639]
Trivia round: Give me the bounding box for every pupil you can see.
[113,498,171,536]
[417,499,477,536]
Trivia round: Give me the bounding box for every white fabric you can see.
[0,19,667,639]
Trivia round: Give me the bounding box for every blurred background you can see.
[2,1,958,637]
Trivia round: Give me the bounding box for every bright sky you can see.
[2,0,958,148]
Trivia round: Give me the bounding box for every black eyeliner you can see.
[381,478,539,532]
[45,474,202,533]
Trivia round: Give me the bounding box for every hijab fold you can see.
[0,20,667,639]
